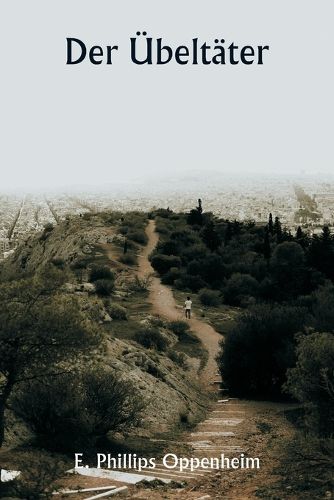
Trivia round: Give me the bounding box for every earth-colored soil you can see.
[130,221,297,499]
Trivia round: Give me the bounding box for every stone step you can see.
[200,418,244,425]
[86,487,128,500]
[191,431,235,437]
[68,467,171,485]
[212,410,245,414]
[130,468,200,480]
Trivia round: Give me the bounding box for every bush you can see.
[134,327,169,351]
[129,275,151,292]
[127,230,148,245]
[168,350,188,369]
[12,368,143,451]
[0,453,64,499]
[89,265,114,282]
[284,332,334,437]
[107,303,127,320]
[51,257,66,269]
[311,284,334,332]
[196,254,226,287]
[217,304,308,398]
[198,288,221,307]
[161,267,181,285]
[43,222,54,233]
[168,320,190,337]
[119,253,137,265]
[223,273,259,306]
[94,279,114,296]
[151,254,182,275]
[174,274,207,292]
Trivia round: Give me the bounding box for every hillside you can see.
[0,211,209,450]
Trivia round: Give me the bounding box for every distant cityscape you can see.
[1,174,334,260]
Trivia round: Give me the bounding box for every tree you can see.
[295,226,309,249]
[284,332,334,436]
[296,226,304,240]
[0,266,102,447]
[270,241,306,299]
[201,221,221,252]
[224,221,233,244]
[268,213,274,235]
[123,237,128,254]
[89,264,114,282]
[217,304,308,398]
[223,273,259,306]
[321,225,332,244]
[274,216,282,241]
[151,254,182,275]
[263,227,271,261]
[308,228,334,281]
[12,368,143,450]
[187,199,203,226]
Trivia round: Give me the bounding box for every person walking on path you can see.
[184,296,192,319]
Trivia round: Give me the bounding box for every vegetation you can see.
[0,453,64,499]
[198,288,221,306]
[89,264,115,295]
[0,265,102,447]
[105,302,128,320]
[134,327,169,352]
[151,202,334,495]
[12,368,143,451]
[89,264,114,282]
[119,253,137,265]
[217,304,308,398]
[168,320,191,337]
[284,332,334,437]
[94,278,115,296]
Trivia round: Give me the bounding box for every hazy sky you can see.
[1,1,333,190]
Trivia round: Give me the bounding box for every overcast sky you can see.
[0,0,333,191]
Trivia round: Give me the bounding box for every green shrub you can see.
[168,320,190,337]
[0,453,64,499]
[161,267,181,285]
[12,368,143,451]
[149,316,166,328]
[198,288,221,307]
[119,253,137,265]
[94,279,114,296]
[151,254,181,275]
[134,327,169,351]
[89,264,114,282]
[43,222,54,232]
[128,275,151,292]
[284,332,334,437]
[217,304,308,398]
[51,257,66,269]
[174,274,207,292]
[107,303,127,320]
[168,350,188,369]
[223,273,259,306]
[127,230,148,245]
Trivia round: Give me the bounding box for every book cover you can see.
[0,1,333,499]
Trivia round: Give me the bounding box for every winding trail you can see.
[138,220,221,386]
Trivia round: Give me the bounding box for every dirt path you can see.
[133,221,294,500]
[138,220,221,386]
